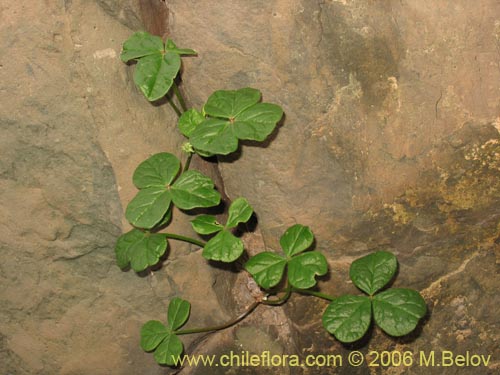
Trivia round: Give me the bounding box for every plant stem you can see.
[261,286,292,306]
[164,233,205,248]
[168,98,182,117]
[172,82,188,112]
[183,153,193,172]
[291,288,336,301]
[175,301,260,335]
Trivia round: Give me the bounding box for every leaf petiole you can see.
[261,284,292,306]
[163,233,205,248]
[174,301,260,335]
[291,287,335,301]
[183,153,193,172]
[167,98,182,117]
[172,82,188,112]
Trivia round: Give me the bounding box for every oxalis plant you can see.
[116,31,427,366]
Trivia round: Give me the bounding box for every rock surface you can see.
[0,0,499,374]
[167,0,500,374]
[0,1,230,374]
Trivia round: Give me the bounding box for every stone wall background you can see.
[0,0,498,374]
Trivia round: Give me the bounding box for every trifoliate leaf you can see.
[372,288,427,336]
[202,230,244,262]
[133,152,180,189]
[287,251,328,289]
[191,215,223,235]
[226,197,253,229]
[322,295,372,343]
[167,298,191,331]
[244,252,287,289]
[350,251,397,295]
[280,224,314,257]
[189,88,283,155]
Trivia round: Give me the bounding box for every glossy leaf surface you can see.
[121,31,163,62]
[125,187,172,229]
[170,170,221,209]
[167,297,191,331]
[133,152,180,189]
[280,224,314,257]
[190,88,283,155]
[191,215,223,235]
[134,52,180,101]
[115,229,168,272]
[178,109,205,137]
[350,251,397,295]
[189,118,238,155]
[140,320,169,351]
[322,295,372,343]
[372,288,427,336]
[244,252,287,289]
[153,333,183,365]
[287,251,328,289]
[202,230,244,262]
[226,197,253,229]
[204,87,261,118]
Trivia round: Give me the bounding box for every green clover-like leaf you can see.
[178,109,205,137]
[153,332,183,366]
[287,251,328,289]
[350,251,397,295]
[170,170,221,209]
[115,229,168,272]
[191,215,223,235]
[226,197,253,229]
[190,88,283,155]
[121,32,195,102]
[126,154,220,229]
[322,295,372,343]
[372,288,427,337]
[133,152,180,189]
[244,252,287,289]
[246,224,325,289]
[121,31,164,62]
[202,230,244,262]
[140,298,191,365]
[125,187,172,229]
[140,320,169,351]
[280,224,314,257]
[167,297,191,331]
